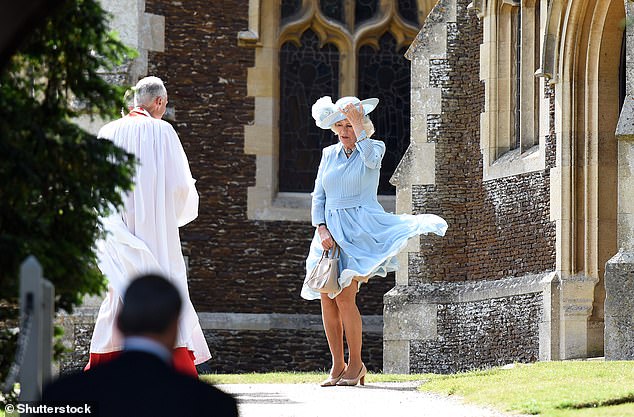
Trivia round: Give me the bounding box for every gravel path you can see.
[217,381,517,417]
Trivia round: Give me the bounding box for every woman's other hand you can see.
[318,225,335,250]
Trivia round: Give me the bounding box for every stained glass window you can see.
[355,0,379,27]
[358,34,411,195]
[320,0,345,25]
[398,0,419,27]
[279,30,340,192]
[281,0,302,22]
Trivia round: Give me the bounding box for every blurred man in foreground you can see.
[43,274,238,417]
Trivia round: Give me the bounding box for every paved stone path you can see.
[218,382,516,417]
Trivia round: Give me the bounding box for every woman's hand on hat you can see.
[341,103,366,138]
[341,103,364,124]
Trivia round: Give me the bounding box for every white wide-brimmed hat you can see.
[311,96,379,129]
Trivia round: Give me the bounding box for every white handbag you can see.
[306,242,341,293]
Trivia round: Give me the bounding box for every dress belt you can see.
[325,196,365,210]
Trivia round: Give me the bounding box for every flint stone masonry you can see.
[58,313,384,374]
[384,274,552,374]
[384,0,556,373]
[410,170,555,284]
[203,325,384,374]
[410,293,541,374]
[406,0,555,285]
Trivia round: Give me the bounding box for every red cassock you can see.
[86,348,197,377]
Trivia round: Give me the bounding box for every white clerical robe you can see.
[89,108,211,365]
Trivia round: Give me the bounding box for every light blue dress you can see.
[301,137,448,300]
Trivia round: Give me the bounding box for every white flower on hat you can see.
[311,96,380,130]
[311,96,336,129]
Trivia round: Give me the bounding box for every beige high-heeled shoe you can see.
[336,363,367,386]
[320,366,347,387]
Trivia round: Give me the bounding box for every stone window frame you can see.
[240,0,435,221]
[476,0,547,180]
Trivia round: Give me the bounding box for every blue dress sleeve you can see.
[311,148,327,227]
[355,138,385,169]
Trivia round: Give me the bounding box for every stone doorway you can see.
[570,0,622,357]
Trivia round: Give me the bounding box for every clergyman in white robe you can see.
[88,101,211,372]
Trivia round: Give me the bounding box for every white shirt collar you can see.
[123,336,172,364]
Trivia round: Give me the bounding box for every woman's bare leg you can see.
[335,282,363,378]
[320,293,346,376]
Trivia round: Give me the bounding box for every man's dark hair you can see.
[117,274,182,335]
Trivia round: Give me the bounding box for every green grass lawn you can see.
[417,361,634,417]
[204,361,634,417]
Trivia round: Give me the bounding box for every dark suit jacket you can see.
[42,351,238,417]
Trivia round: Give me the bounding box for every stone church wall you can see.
[409,291,543,374]
[408,0,556,286]
[384,0,558,374]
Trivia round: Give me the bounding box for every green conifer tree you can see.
[0,0,136,402]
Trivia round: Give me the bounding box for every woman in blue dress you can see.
[302,96,448,387]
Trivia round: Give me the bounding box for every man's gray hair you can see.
[133,76,167,107]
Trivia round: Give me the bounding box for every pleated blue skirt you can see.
[301,205,448,300]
